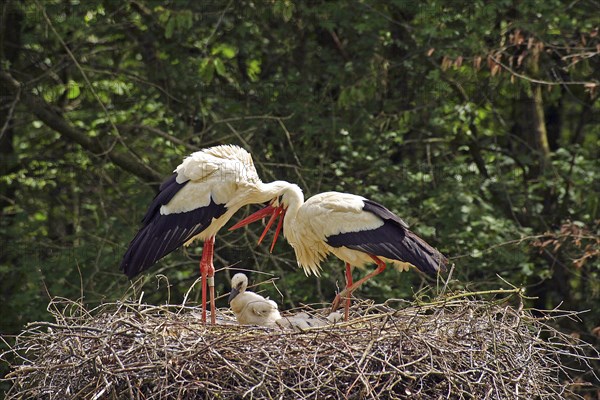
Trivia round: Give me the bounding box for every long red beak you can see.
[229,204,277,231]
[229,204,286,252]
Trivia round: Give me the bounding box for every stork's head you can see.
[228,273,248,304]
[229,183,303,252]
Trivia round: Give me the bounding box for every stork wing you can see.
[247,299,278,317]
[120,174,227,278]
[140,174,181,225]
[175,145,260,184]
[325,199,447,275]
[362,200,409,229]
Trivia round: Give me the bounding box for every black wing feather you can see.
[326,199,447,275]
[120,174,227,278]
[140,174,181,225]
[362,200,409,229]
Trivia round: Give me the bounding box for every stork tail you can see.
[402,230,448,275]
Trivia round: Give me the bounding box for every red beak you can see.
[270,207,285,253]
[229,204,278,231]
[229,203,287,253]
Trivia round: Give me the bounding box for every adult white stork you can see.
[228,273,282,327]
[230,185,448,320]
[120,145,296,324]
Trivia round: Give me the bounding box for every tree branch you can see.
[117,124,198,152]
[0,70,163,184]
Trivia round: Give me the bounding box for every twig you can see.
[1,296,597,399]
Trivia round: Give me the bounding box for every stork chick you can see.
[228,273,281,327]
[276,311,343,331]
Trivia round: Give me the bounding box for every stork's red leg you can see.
[200,236,216,324]
[199,242,209,324]
[206,236,217,325]
[206,237,216,325]
[331,256,386,313]
[344,262,353,321]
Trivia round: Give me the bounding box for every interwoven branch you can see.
[1,296,597,399]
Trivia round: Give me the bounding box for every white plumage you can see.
[230,185,447,319]
[287,190,404,275]
[276,311,343,331]
[228,273,281,327]
[163,145,265,241]
[229,273,342,330]
[121,145,297,324]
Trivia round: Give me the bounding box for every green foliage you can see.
[1,3,599,393]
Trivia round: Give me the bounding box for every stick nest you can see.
[1,295,598,399]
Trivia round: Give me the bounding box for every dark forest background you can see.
[1,0,599,393]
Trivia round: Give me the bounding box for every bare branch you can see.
[0,71,163,184]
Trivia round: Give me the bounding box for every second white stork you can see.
[120,144,296,324]
[230,185,448,319]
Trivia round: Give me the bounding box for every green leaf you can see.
[165,17,175,39]
[213,58,227,77]
[199,58,215,83]
[66,80,80,99]
[246,59,261,82]
[33,212,47,222]
[157,7,170,24]
[178,10,193,29]
[212,44,236,59]
[282,3,294,22]
[274,0,294,22]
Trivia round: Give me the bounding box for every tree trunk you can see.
[531,84,551,164]
[517,84,551,177]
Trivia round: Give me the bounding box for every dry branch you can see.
[1,295,598,399]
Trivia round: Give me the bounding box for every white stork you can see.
[230,184,448,320]
[120,145,296,324]
[228,273,282,327]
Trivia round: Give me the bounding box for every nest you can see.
[1,293,598,399]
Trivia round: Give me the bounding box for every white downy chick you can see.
[229,273,281,327]
[276,311,343,331]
